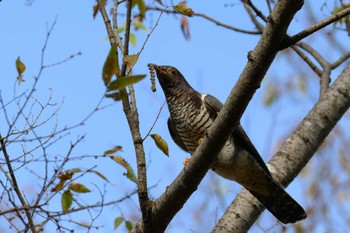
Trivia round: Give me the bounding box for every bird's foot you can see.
[183,157,190,166]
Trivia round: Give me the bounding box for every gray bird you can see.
[152,64,307,224]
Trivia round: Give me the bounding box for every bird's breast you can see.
[167,94,213,153]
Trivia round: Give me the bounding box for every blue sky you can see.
[1,0,350,232]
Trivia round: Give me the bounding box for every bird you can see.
[152,64,307,224]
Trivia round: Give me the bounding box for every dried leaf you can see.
[102,47,120,86]
[107,75,146,91]
[69,182,91,193]
[180,16,190,40]
[93,3,99,18]
[114,217,124,230]
[151,134,169,156]
[173,4,194,17]
[51,180,66,192]
[62,190,73,212]
[104,145,123,155]
[111,156,138,184]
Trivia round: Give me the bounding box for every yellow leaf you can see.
[102,47,120,86]
[16,56,26,76]
[69,182,91,193]
[151,134,169,156]
[173,4,194,17]
[111,156,138,184]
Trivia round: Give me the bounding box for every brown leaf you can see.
[93,3,99,18]
[104,145,123,155]
[69,182,91,193]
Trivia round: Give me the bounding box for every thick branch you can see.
[133,0,304,232]
[213,62,350,232]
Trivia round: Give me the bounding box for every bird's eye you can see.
[169,68,176,76]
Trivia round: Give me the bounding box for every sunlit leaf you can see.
[104,145,123,155]
[92,170,110,183]
[107,75,146,91]
[173,4,194,17]
[62,190,73,212]
[111,156,138,184]
[125,221,133,231]
[16,56,26,76]
[102,47,120,86]
[114,217,124,230]
[69,182,91,193]
[151,134,169,156]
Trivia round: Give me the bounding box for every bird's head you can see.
[152,65,192,91]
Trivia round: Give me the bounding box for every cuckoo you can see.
[152,64,307,224]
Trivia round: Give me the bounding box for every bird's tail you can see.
[248,179,307,224]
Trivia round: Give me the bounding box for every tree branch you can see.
[282,6,350,48]
[133,0,304,232]
[0,134,36,232]
[213,63,350,233]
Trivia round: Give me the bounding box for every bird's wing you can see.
[203,94,271,176]
[167,117,189,152]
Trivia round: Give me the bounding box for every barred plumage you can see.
[153,64,307,224]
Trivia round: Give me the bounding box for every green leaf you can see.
[125,221,133,231]
[105,91,128,100]
[102,47,120,86]
[173,4,194,17]
[62,190,73,212]
[104,145,123,155]
[132,0,146,17]
[107,75,146,91]
[69,182,91,193]
[114,217,124,230]
[111,156,138,184]
[150,134,169,156]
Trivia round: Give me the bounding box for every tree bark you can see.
[212,63,350,233]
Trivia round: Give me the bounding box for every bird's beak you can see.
[154,65,167,75]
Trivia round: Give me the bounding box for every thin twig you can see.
[0,134,36,232]
[283,6,350,48]
[142,101,166,141]
[147,6,261,34]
